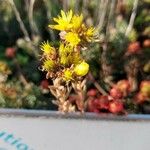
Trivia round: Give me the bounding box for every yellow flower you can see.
[59,43,74,66]
[71,14,83,31]
[65,32,80,46]
[74,61,89,76]
[40,41,55,55]
[59,43,73,56]
[84,27,95,42]
[58,43,65,56]
[43,59,55,71]
[60,55,69,66]
[63,69,73,81]
[59,43,81,66]
[49,10,73,31]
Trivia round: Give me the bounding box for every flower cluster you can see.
[49,10,96,46]
[40,41,89,81]
[40,10,96,112]
[40,10,96,82]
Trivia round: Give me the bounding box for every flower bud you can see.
[74,62,89,76]
[43,59,55,71]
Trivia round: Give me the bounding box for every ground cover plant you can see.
[0,0,149,114]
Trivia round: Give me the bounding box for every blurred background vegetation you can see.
[0,0,149,112]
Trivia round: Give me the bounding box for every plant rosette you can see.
[140,81,150,98]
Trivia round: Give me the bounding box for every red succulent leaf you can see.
[110,87,123,99]
[40,80,49,89]
[108,100,124,114]
[5,47,16,58]
[87,88,98,97]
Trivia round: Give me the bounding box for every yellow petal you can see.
[67,10,73,21]
[65,32,80,46]
[61,10,67,20]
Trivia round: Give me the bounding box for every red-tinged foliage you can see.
[116,80,131,97]
[108,100,124,113]
[87,89,98,97]
[140,81,150,90]
[110,87,123,99]
[87,96,109,113]
[5,47,16,58]
[143,39,150,48]
[40,80,49,89]
[98,95,109,110]
[126,42,141,55]
[134,92,148,104]
[87,87,125,114]
[140,81,150,97]
[87,98,100,113]
[140,80,150,88]
[92,99,101,109]
[117,80,130,92]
